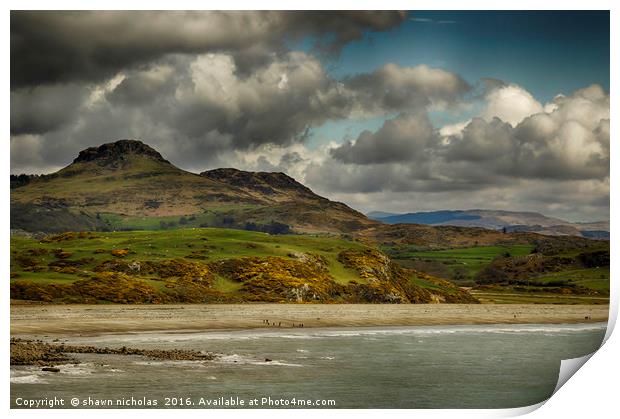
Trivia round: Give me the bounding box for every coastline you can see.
[10,303,609,336]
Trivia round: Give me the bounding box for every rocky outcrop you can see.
[73,139,169,165]
[338,249,479,304]
[201,168,317,197]
[10,338,214,366]
[212,255,340,303]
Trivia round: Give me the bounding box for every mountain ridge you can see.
[368,209,609,239]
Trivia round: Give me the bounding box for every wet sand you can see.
[10,304,608,336]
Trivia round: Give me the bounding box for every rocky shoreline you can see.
[10,338,215,366]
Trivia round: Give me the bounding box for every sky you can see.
[10,11,610,221]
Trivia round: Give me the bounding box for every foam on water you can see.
[10,372,48,384]
[10,363,99,384]
[57,363,97,376]
[55,322,608,347]
[132,360,208,367]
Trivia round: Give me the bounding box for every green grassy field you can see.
[385,244,535,283]
[527,267,610,292]
[10,228,367,289]
[98,205,263,231]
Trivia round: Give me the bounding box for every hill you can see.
[368,209,609,239]
[11,139,374,235]
[10,228,476,304]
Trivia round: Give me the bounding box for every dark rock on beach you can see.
[10,338,215,366]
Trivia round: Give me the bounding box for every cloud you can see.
[11,42,472,174]
[169,51,348,148]
[330,112,437,164]
[10,84,89,135]
[301,83,609,220]
[410,17,456,24]
[11,11,406,88]
[108,65,175,106]
[12,11,473,174]
[344,63,471,114]
[482,83,544,126]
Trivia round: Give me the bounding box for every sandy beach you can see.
[10,303,608,336]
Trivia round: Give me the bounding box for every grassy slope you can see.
[10,156,257,218]
[10,228,368,292]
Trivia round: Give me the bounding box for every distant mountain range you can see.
[367,209,609,239]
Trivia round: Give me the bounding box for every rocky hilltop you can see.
[73,139,169,165]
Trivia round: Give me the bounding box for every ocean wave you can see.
[10,372,48,384]
[275,323,609,338]
[132,360,208,367]
[52,322,607,347]
[57,363,97,376]
[10,363,100,383]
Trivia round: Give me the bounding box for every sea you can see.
[11,322,607,409]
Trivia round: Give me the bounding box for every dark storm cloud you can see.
[11,10,406,88]
[10,84,89,135]
[107,65,177,106]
